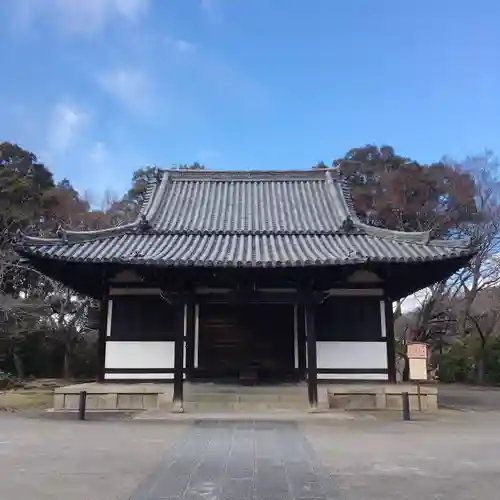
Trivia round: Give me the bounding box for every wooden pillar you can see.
[184,298,196,378]
[297,304,307,380]
[97,296,109,383]
[173,298,185,410]
[305,302,318,408]
[385,298,397,382]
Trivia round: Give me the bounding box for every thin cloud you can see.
[47,102,88,155]
[163,34,266,108]
[88,141,109,164]
[165,36,197,54]
[197,52,266,106]
[177,39,197,54]
[11,0,149,35]
[200,0,223,23]
[114,0,149,20]
[200,0,213,11]
[96,68,152,116]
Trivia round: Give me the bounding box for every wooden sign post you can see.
[407,342,428,411]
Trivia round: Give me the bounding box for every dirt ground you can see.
[1,383,500,499]
[304,410,500,499]
[0,390,53,411]
[438,383,500,411]
[0,408,499,499]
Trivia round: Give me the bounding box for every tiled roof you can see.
[16,169,474,267]
[146,170,349,233]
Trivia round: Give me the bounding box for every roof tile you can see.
[16,169,474,267]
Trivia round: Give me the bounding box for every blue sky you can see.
[1,0,499,200]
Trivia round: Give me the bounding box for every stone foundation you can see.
[53,382,438,413]
[53,383,173,411]
[325,383,438,412]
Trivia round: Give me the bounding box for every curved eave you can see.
[325,168,472,248]
[352,222,472,248]
[15,171,167,246]
[17,224,138,246]
[322,168,438,245]
[15,233,476,268]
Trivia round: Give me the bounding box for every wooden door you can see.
[197,303,295,380]
[198,304,246,377]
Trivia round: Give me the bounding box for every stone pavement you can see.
[130,420,336,500]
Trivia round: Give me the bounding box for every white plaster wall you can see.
[105,341,175,369]
[104,372,173,380]
[316,341,387,370]
[318,373,387,380]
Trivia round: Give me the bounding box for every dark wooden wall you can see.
[196,303,295,380]
[316,296,383,341]
[110,296,182,341]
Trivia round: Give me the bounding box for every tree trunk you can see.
[402,354,410,382]
[476,336,488,385]
[63,349,72,380]
[12,349,24,379]
[477,355,485,385]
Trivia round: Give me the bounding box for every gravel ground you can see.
[1,409,500,499]
[0,413,187,500]
[438,383,500,411]
[304,411,500,500]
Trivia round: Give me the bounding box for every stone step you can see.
[182,393,308,403]
[184,384,307,395]
[183,385,308,404]
[179,383,310,409]
[182,401,311,412]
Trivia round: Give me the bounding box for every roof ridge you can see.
[164,168,324,174]
[141,170,171,226]
[164,169,327,182]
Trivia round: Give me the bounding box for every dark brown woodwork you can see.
[385,298,397,382]
[28,253,472,302]
[185,297,196,376]
[173,298,185,405]
[305,303,318,407]
[110,296,181,341]
[316,296,383,341]
[197,303,295,381]
[97,297,109,383]
[296,304,307,379]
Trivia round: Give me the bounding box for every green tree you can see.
[110,162,206,223]
[333,145,477,236]
[0,142,57,238]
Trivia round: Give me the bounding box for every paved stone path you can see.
[130,420,336,500]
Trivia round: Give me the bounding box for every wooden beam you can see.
[97,297,109,383]
[305,302,318,408]
[195,290,300,304]
[297,304,307,379]
[173,298,186,410]
[184,296,195,378]
[385,298,397,382]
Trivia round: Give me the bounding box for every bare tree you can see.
[450,153,500,381]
